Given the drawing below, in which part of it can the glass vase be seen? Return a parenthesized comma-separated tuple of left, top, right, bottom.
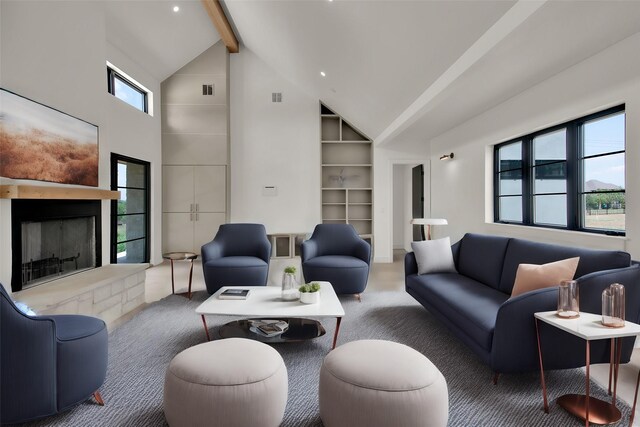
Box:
(281, 273, 299, 301)
(602, 283, 625, 328)
(557, 280, 579, 319)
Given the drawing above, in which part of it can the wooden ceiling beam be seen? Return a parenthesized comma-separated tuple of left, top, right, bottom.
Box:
(201, 0, 239, 53)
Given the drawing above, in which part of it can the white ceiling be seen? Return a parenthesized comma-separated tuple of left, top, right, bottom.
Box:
(102, 1, 640, 148)
(222, 0, 640, 150)
(224, 0, 515, 139)
(104, 0, 220, 81)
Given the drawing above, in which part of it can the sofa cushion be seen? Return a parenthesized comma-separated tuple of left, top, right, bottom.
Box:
(411, 237, 457, 275)
(205, 256, 268, 269)
(303, 255, 368, 269)
(406, 273, 509, 351)
(457, 234, 510, 290)
(499, 238, 631, 294)
(510, 257, 579, 297)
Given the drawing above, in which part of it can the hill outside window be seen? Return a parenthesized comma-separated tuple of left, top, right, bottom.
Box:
(494, 105, 625, 235)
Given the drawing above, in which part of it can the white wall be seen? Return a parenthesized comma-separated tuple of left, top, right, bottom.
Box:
(373, 147, 430, 262)
(392, 165, 406, 249)
(429, 31, 640, 258)
(229, 48, 321, 233)
(0, 1, 162, 290)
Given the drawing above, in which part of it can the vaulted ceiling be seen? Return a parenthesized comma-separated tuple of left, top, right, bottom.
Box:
(223, 0, 640, 151)
(106, 1, 640, 151)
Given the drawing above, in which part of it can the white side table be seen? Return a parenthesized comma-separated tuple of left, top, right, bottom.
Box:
(535, 311, 640, 426)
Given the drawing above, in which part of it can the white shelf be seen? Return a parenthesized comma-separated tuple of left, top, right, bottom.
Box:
(322, 141, 371, 144)
(320, 102, 373, 241)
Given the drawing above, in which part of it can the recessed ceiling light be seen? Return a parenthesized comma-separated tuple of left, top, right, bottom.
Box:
(173, 5, 180, 12)
(320, 71, 326, 77)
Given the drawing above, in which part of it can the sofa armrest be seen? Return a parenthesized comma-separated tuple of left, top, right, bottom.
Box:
(353, 239, 371, 264)
(576, 265, 640, 322)
(201, 239, 223, 262)
(404, 252, 418, 277)
(491, 287, 558, 373)
(301, 239, 318, 262)
(256, 236, 272, 264)
(492, 265, 640, 373)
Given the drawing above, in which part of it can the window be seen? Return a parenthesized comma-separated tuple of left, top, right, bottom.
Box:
(111, 154, 150, 263)
(494, 106, 625, 235)
(107, 64, 149, 113)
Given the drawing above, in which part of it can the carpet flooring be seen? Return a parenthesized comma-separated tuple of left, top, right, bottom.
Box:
(22, 290, 631, 426)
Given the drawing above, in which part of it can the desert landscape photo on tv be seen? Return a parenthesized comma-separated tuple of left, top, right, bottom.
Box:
(0, 88, 98, 186)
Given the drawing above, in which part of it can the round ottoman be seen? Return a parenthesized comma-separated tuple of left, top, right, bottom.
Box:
(164, 338, 288, 427)
(319, 340, 448, 427)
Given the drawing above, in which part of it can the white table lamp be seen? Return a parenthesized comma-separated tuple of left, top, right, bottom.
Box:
(410, 218, 448, 240)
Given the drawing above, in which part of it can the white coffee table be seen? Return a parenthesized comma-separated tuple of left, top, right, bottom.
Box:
(196, 282, 346, 349)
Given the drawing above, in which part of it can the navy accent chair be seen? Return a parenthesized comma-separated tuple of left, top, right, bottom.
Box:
(0, 283, 108, 425)
(301, 224, 371, 295)
(201, 223, 272, 294)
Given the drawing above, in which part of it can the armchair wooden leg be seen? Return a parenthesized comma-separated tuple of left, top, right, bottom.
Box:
(93, 391, 105, 406)
(493, 372, 500, 385)
(355, 293, 361, 302)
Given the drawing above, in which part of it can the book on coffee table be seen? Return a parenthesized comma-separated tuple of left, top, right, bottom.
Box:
(218, 288, 250, 300)
(249, 320, 289, 337)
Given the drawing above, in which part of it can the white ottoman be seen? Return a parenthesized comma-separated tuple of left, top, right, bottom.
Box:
(319, 340, 448, 427)
(164, 338, 288, 427)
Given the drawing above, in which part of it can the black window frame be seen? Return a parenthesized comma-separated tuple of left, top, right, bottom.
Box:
(494, 105, 625, 236)
(110, 153, 151, 263)
(107, 67, 148, 113)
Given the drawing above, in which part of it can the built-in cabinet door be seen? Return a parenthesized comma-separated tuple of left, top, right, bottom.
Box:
(194, 166, 226, 213)
(163, 166, 194, 212)
(194, 213, 226, 252)
(162, 213, 194, 253)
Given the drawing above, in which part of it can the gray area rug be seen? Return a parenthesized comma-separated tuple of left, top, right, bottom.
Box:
(23, 290, 631, 426)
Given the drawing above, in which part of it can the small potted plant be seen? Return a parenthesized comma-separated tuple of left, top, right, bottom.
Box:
(299, 282, 321, 304)
(281, 266, 299, 301)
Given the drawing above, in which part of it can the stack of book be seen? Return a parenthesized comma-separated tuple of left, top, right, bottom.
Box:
(249, 320, 289, 337)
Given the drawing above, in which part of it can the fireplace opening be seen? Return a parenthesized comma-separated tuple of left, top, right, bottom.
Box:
(21, 217, 97, 289)
(11, 199, 102, 292)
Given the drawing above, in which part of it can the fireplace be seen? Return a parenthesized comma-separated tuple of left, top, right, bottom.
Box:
(11, 199, 102, 292)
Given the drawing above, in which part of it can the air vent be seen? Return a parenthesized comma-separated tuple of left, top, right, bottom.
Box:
(202, 84, 214, 96)
(272, 92, 282, 103)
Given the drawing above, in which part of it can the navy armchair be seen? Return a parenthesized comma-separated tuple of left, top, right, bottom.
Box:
(301, 224, 371, 296)
(0, 283, 107, 424)
(201, 223, 272, 294)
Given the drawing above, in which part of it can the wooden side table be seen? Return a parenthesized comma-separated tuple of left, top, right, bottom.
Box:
(163, 252, 198, 299)
(535, 311, 640, 426)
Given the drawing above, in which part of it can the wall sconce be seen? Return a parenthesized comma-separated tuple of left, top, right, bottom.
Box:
(440, 153, 454, 161)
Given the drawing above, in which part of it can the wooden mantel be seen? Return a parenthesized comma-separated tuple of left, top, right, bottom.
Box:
(0, 185, 120, 200)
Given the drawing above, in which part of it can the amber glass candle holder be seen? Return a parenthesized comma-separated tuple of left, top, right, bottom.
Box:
(602, 283, 625, 328)
(557, 280, 580, 319)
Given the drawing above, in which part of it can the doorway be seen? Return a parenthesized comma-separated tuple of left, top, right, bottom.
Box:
(412, 165, 425, 241)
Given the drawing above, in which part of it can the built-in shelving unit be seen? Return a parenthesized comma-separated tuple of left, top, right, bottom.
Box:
(320, 103, 373, 242)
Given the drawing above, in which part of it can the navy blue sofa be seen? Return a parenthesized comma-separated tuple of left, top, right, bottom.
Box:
(201, 223, 272, 294)
(0, 283, 108, 424)
(301, 224, 371, 295)
(405, 233, 640, 374)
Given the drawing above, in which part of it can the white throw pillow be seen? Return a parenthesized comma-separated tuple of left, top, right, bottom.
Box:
(411, 237, 457, 275)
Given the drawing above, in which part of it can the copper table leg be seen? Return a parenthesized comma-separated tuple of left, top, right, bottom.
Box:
(536, 318, 549, 414)
(201, 315, 211, 341)
(630, 369, 640, 426)
(609, 338, 614, 395)
(557, 339, 622, 425)
(187, 259, 194, 300)
(170, 259, 175, 295)
(332, 317, 342, 350)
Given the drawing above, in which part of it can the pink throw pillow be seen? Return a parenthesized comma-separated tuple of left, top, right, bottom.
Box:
(510, 257, 580, 298)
